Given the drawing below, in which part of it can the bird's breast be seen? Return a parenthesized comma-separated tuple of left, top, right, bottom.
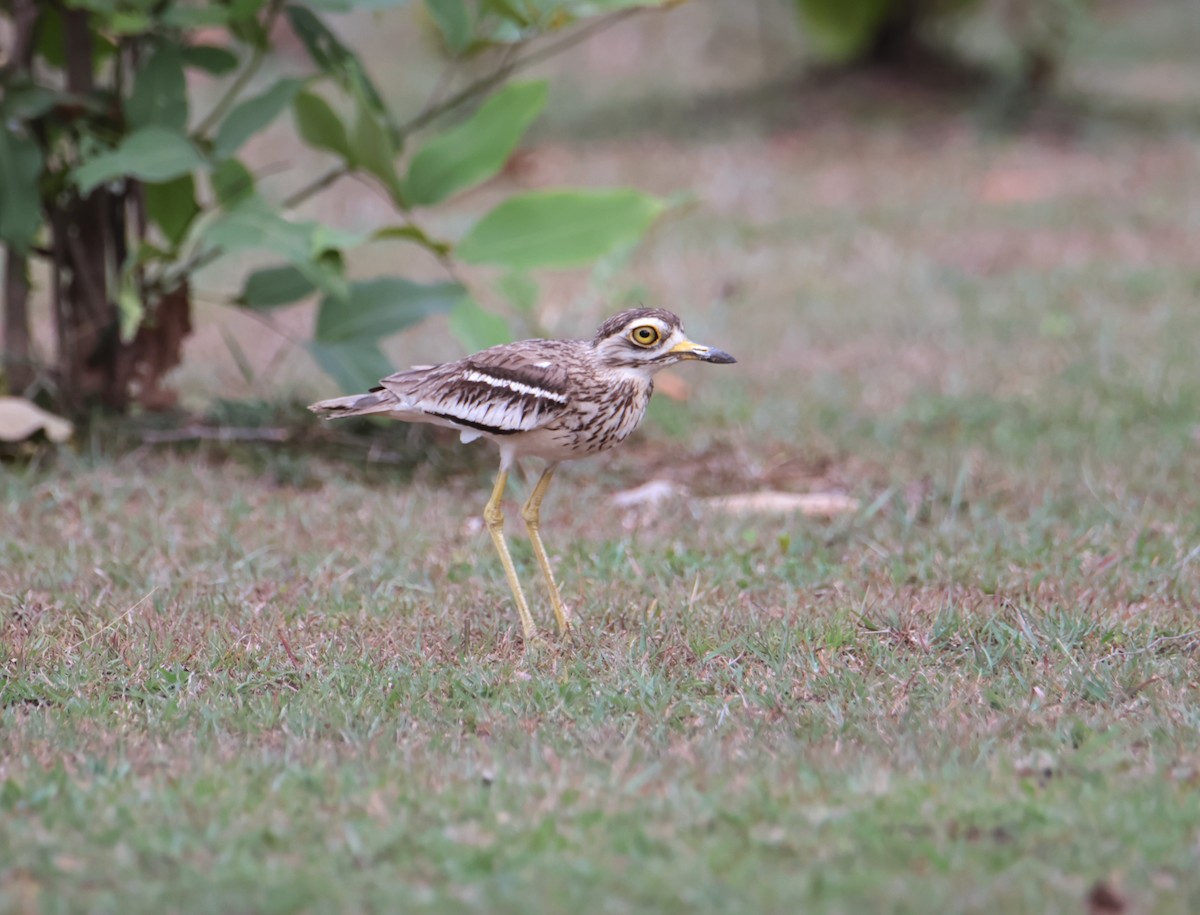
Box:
(555, 376, 652, 458)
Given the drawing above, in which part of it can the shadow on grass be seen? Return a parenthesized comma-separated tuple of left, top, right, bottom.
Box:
(10, 400, 494, 489)
(536, 66, 1200, 147)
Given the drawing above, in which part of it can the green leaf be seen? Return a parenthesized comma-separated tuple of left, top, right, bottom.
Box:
(311, 224, 368, 253)
(456, 189, 664, 270)
(203, 195, 315, 263)
(282, 6, 351, 73)
(293, 91, 355, 164)
(181, 44, 240, 75)
(0, 129, 45, 251)
(448, 296, 510, 352)
(107, 10, 153, 34)
(161, 1, 269, 29)
(145, 175, 200, 246)
(126, 42, 188, 131)
(371, 224, 451, 256)
(477, 17, 524, 44)
(1, 84, 59, 120)
(204, 196, 351, 300)
(425, 0, 473, 53)
(73, 127, 206, 195)
(212, 159, 256, 205)
(123, 239, 173, 270)
(405, 80, 547, 206)
(240, 265, 319, 309)
(117, 273, 145, 343)
(495, 271, 538, 313)
(229, 10, 270, 48)
(315, 278, 464, 342)
(285, 5, 388, 119)
(352, 100, 404, 203)
(481, 0, 533, 28)
(161, 7, 229, 28)
(307, 340, 393, 393)
(212, 78, 304, 160)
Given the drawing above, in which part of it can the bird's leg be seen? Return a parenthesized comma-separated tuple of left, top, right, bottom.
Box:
(521, 464, 571, 636)
(483, 468, 538, 642)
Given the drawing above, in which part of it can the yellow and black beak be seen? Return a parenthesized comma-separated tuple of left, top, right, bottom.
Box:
(668, 339, 737, 364)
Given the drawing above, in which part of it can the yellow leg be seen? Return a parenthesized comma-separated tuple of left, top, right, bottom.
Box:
(521, 465, 571, 636)
(483, 468, 538, 642)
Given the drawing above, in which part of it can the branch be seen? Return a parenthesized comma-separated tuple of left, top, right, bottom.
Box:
(399, 8, 640, 139)
(3, 248, 36, 393)
(282, 164, 350, 210)
(219, 9, 645, 233)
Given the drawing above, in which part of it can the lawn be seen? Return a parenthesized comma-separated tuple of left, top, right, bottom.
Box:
(4, 2, 1200, 912)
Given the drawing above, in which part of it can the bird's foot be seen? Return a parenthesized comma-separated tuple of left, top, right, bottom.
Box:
(552, 604, 575, 639)
(522, 630, 550, 655)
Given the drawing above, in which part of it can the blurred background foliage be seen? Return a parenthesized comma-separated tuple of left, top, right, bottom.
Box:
(1, 0, 1093, 418)
(796, 0, 1086, 88)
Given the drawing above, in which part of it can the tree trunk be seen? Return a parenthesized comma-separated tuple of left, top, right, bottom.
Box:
(2, 0, 41, 395)
(39, 6, 194, 415)
(856, 0, 986, 89)
(862, 0, 923, 68)
(56, 7, 131, 412)
(3, 248, 35, 393)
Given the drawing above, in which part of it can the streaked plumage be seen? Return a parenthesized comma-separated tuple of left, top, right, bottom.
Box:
(310, 308, 735, 642)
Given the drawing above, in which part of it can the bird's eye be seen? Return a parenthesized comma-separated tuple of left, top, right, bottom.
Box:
(630, 325, 661, 347)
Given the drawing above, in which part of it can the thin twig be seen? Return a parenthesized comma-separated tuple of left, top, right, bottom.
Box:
(191, 288, 307, 347)
(399, 8, 641, 139)
(194, 0, 287, 137)
(1099, 628, 1200, 662)
(278, 626, 302, 669)
(417, 56, 462, 119)
(68, 588, 158, 653)
(282, 164, 350, 210)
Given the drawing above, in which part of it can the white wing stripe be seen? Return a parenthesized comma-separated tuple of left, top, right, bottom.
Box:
(462, 369, 568, 404)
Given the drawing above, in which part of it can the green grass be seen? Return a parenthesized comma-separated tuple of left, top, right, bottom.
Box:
(6, 2, 1200, 912)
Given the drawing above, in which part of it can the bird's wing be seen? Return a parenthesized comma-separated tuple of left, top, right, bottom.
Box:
(378, 341, 573, 436)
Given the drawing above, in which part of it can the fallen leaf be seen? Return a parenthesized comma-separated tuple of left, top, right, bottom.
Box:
(705, 491, 860, 518)
(611, 479, 688, 510)
(0, 397, 74, 443)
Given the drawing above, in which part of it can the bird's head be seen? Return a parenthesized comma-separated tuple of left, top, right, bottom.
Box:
(591, 308, 736, 378)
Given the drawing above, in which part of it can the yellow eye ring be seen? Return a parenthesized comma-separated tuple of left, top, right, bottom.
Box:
(630, 325, 661, 347)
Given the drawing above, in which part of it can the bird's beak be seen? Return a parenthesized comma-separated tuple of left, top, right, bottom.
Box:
(669, 339, 737, 364)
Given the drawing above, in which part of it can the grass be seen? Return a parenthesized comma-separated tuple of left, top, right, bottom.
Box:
(5, 2, 1200, 912)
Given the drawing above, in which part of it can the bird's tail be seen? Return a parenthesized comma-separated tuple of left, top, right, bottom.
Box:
(308, 389, 397, 419)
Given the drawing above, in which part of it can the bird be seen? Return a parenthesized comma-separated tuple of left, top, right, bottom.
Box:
(309, 307, 735, 642)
